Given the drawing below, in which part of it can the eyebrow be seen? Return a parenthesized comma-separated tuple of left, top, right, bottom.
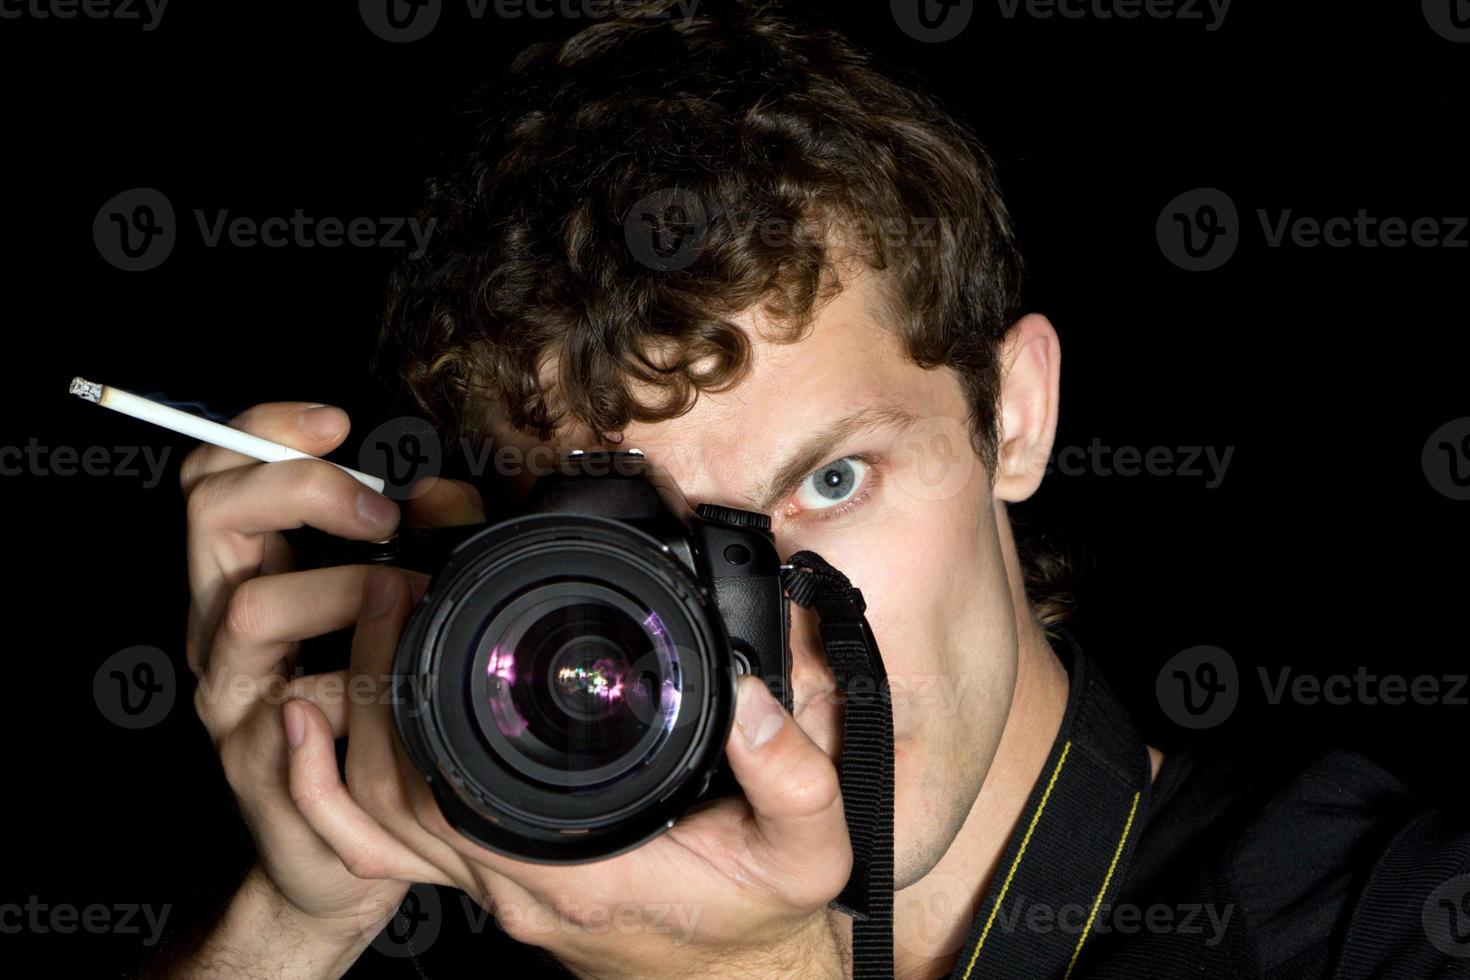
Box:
(746, 401, 924, 513)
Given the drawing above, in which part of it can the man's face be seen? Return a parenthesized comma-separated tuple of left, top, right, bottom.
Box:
(488, 265, 1025, 889)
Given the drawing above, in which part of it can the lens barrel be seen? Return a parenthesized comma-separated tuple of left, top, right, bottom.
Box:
(393, 513, 737, 863)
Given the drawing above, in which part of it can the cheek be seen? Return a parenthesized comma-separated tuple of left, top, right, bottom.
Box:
(798, 488, 995, 708)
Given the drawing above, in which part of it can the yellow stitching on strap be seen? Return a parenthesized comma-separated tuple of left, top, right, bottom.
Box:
(1063, 790, 1142, 979)
(959, 739, 1073, 980)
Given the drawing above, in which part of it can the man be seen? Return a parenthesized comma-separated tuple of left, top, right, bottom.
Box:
(148, 2, 1470, 977)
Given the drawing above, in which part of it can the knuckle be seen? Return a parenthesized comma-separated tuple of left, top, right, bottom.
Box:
(184, 473, 227, 527)
(294, 460, 349, 512)
(179, 446, 207, 492)
(192, 685, 222, 743)
(342, 845, 390, 881)
(493, 898, 539, 945)
(778, 753, 842, 818)
(220, 579, 272, 640)
(352, 769, 403, 818)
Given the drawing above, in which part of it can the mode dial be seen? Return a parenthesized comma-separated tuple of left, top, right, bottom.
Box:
(694, 502, 772, 532)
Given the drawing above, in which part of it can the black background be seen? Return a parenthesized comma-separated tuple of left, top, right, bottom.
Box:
(3, 1, 1468, 975)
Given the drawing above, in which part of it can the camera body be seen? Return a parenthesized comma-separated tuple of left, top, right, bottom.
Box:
(386, 450, 791, 863)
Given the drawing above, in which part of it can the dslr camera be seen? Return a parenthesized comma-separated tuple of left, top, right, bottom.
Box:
(357, 449, 792, 863)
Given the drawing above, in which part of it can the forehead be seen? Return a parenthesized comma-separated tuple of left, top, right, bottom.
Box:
(488, 266, 959, 506)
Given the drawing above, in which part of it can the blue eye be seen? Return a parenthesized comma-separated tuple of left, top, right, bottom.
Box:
(795, 458, 869, 511)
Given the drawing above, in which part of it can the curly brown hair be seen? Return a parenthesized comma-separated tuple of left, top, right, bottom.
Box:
(373, 0, 1075, 626)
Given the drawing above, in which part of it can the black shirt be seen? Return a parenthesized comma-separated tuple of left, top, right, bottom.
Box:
(945, 628, 1470, 979)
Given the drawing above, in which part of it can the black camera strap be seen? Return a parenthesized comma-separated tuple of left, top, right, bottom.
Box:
(780, 550, 894, 980)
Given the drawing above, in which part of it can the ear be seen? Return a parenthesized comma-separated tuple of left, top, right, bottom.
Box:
(994, 313, 1061, 504)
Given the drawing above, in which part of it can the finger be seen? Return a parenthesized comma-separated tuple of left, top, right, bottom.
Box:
(188, 456, 399, 541)
(197, 565, 381, 738)
(179, 402, 352, 494)
(285, 698, 454, 887)
(343, 569, 484, 894)
(401, 477, 486, 529)
(280, 670, 350, 737)
(185, 461, 399, 663)
(724, 675, 852, 908)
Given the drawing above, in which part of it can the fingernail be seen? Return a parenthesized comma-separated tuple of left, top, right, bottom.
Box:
(735, 677, 785, 751)
(364, 571, 402, 619)
(299, 405, 347, 440)
(283, 700, 305, 751)
(356, 489, 399, 531)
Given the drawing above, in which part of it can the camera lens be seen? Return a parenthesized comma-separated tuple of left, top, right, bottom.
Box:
(472, 583, 681, 789)
(394, 514, 736, 862)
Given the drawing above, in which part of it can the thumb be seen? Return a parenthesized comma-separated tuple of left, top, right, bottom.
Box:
(724, 675, 852, 908)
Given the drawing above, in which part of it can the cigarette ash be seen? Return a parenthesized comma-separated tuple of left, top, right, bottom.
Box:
(69, 377, 102, 402)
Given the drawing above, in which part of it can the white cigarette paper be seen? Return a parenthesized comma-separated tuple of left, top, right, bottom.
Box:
(69, 377, 386, 493)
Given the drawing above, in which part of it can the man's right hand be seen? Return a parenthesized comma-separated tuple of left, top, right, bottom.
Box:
(162, 402, 477, 978)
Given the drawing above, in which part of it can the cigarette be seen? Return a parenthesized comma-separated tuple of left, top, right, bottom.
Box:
(69, 377, 386, 494)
